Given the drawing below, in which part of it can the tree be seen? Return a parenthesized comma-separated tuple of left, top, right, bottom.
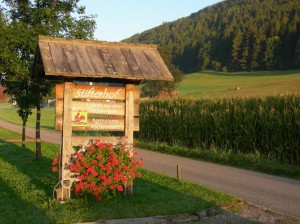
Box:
(197, 40, 211, 70)
(141, 46, 183, 97)
(4, 78, 35, 149)
(264, 36, 281, 70)
(0, 0, 96, 158)
(0, 10, 34, 149)
(124, 0, 300, 72)
(230, 29, 243, 71)
(294, 37, 300, 69)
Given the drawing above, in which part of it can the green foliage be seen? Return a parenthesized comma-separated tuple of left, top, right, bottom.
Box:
(0, 141, 238, 223)
(141, 46, 183, 97)
(124, 0, 300, 72)
(264, 36, 281, 70)
(137, 95, 300, 166)
(0, 0, 96, 92)
(0, 0, 96, 151)
(4, 78, 34, 124)
(64, 142, 143, 200)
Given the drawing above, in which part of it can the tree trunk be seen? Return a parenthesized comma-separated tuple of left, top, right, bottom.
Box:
(22, 120, 26, 149)
(36, 104, 42, 160)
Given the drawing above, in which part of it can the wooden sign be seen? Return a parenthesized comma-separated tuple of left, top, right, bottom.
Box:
(54, 82, 139, 200)
(55, 84, 125, 100)
(55, 84, 140, 132)
(55, 116, 139, 131)
(55, 100, 139, 116)
(55, 84, 140, 101)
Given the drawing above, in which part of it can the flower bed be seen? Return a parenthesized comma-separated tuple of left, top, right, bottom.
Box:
(52, 140, 143, 200)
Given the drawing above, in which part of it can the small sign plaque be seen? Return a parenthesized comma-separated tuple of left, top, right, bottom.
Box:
(72, 112, 88, 126)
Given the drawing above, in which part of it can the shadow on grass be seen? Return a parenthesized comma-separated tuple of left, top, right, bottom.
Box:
(0, 177, 55, 224)
(40, 125, 55, 130)
(0, 142, 58, 196)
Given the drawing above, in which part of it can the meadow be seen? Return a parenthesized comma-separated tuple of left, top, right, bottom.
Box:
(177, 70, 300, 98)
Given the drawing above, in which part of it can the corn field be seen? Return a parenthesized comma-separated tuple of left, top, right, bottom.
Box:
(137, 95, 300, 166)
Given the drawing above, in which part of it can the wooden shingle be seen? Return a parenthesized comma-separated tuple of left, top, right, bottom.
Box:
(32, 35, 173, 81)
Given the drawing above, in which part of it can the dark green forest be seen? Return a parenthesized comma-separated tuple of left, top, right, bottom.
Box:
(124, 0, 300, 73)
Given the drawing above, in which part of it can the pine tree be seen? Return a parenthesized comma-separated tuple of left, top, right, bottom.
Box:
(124, 0, 300, 72)
(294, 37, 300, 69)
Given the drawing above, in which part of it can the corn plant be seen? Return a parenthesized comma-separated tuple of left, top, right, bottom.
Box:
(137, 95, 300, 166)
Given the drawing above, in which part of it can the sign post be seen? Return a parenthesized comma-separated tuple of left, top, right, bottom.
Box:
(31, 36, 173, 202)
(55, 82, 139, 200)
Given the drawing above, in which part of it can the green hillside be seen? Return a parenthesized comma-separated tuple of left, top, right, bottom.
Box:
(124, 0, 300, 73)
(176, 70, 300, 98)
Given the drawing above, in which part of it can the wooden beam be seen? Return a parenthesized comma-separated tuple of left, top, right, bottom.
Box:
(125, 83, 135, 148)
(55, 100, 139, 116)
(58, 81, 74, 200)
(72, 136, 127, 146)
(55, 116, 139, 131)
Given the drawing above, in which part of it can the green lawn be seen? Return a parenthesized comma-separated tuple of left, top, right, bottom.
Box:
(0, 128, 238, 223)
(0, 103, 55, 130)
(177, 70, 300, 98)
(0, 127, 22, 139)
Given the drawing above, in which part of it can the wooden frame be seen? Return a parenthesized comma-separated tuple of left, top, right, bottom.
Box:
(55, 82, 139, 200)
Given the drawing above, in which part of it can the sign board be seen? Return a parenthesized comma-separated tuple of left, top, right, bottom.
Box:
(55, 84, 140, 100)
(55, 116, 139, 131)
(55, 84, 140, 132)
(55, 100, 139, 116)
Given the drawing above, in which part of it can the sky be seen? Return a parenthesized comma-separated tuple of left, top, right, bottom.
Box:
(80, 0, 221, 42)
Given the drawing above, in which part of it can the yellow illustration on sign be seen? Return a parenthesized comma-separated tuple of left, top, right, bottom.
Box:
(72, 112, 88, 126)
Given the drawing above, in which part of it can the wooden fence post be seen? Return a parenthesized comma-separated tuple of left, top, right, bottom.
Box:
(124, 83, 135, 195)
(56, 81, 74, 201)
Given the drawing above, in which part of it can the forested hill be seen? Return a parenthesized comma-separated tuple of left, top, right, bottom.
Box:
(123, 0, 300, 73)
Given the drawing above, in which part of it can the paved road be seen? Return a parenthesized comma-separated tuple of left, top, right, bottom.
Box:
(1, 119, 300, 218)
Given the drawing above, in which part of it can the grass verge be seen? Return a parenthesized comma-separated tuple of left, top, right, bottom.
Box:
(0, 103, 55, 130)
(0, 127, 23, 140)
(0, 130, 238, 224)
(136, 140, 300, 180)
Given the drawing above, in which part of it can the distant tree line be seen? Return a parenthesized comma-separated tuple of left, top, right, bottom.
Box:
(124, 0, 300, 73)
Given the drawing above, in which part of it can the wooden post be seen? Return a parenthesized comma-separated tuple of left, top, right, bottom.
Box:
(177, 164, 182, 180)
(124, 83, 135, 195)
(56, 81, 74, 201)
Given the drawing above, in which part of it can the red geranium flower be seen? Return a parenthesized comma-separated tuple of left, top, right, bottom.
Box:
(51, 141, 143, 200)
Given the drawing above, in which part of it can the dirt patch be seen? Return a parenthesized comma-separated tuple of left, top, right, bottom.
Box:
(194, 202, 299, 224)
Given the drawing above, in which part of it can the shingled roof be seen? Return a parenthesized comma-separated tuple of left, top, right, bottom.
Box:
(32, 35, 173, 82)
